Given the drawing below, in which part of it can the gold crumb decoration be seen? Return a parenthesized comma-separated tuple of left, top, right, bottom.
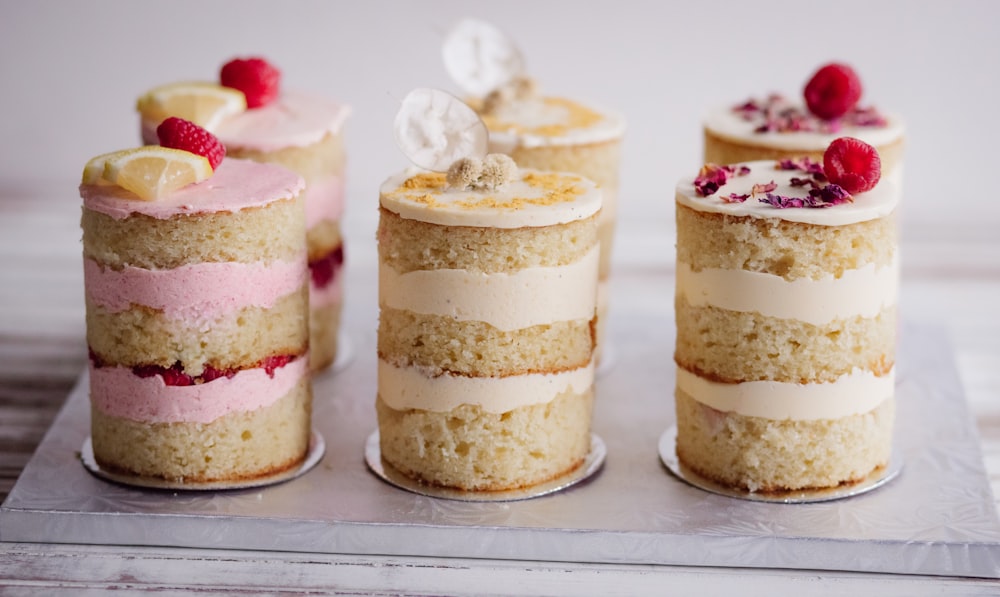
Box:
(481, 96, 604, 138)
(389, 169, 586, 212)
(446, 154, 517, 191)
(522, 172, 586, 205)
(399, 172, 448, 191)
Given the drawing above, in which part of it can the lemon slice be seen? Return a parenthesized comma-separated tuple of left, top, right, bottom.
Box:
(136, 82, 247, 130)
(81, 151, 120, 185)
(101, 147, 213, 200)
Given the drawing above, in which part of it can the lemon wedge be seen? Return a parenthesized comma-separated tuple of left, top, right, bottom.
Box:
(81, 151, 120, 185)
(99, 147, 212, 200)
(136, 82, 246, 131)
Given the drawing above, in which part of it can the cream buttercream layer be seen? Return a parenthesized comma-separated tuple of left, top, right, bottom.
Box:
(84, 257, 306, 322)
(379, 167, 601, 228)
(675, 161, 898, 226)
(380, 246, 598, 331)
(90, 355, 308, 424)
(378, 358, 594, 413)
(676, 257, 898, 326)
(677, 366, 894, 421)
(703, 105, 904, 151)
(484, 96, 625, 152)
(80, 159, 304, 221)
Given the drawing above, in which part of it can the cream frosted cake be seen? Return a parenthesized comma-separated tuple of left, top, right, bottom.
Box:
(673, 138, 897, 492)
(443, 19, 624, 360)
(375, 89, 601, 491)
(137, 57, 350, 372)
(704, 63, 904, 185)
(81, 120, 311, 483)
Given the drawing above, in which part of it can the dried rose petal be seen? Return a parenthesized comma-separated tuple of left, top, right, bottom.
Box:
(724, 193, 749, 203)
(751, 181, 778, 197)
(693, 163, 751, 197)
(731, 94, 888, 134)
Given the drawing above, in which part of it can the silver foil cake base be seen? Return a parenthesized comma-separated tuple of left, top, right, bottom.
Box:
(365, 431, 606, 502)
(2, 266, 999, 580)
(658, 426, 902, 504)
(81, 429, 325, 492)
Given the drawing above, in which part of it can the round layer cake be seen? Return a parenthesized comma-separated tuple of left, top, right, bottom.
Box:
(703, 96, 905, 184)
(471, 94, 624, 361)
(377, 167, 601, 491)
(141, 90, 350, 373)
(81, 158, 311, 483)
(673, 160, 898, 493)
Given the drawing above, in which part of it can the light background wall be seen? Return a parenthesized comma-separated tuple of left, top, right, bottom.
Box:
(1, 0, 997, 262)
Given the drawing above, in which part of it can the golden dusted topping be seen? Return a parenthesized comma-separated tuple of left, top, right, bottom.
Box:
(381, 166, 600, 228)
(481, 97, 604, 138)
(387, 169, 587, 211)
(400, 172, 447, 190)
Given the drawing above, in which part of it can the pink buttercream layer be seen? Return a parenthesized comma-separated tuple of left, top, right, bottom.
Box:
(305, 175, 345, 230)
(309, 270, 343, 309)
(89, 355, 308, 424)
(84, 257, 306, 322)
(80, 158, 304, 220)
(215, 91, 350, 152)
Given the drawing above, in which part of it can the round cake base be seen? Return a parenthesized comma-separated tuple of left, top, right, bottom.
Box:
(81, 429, 325, 491)
(658, 426, 901, 503)
(365, 430, 606, 502)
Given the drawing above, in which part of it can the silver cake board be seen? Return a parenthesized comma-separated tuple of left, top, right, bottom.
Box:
(2, 315, 999, 579)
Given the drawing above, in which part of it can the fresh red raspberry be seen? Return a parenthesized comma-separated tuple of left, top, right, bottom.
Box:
(134, 363, 194, 386)
(261, 354, 294, 377)
(220, 57, 281, 109)
(823, 137, 881, 194)
(308, 245, 345, 288)
(156, 117, 226, 169)
(803, 63, 863, 120)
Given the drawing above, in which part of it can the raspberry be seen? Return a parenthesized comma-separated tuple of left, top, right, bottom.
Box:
(803, 63, 862, 120)
(309, 245, 344, 288)
(823, 137, 881, 194)
(156, 117, 225, 169)
(134, 363, 194, 386)
(220, 57, 281, 109)
(261, 354, 294, 377)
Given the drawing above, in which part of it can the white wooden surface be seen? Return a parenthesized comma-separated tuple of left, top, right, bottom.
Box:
(0, 181, 998, 594)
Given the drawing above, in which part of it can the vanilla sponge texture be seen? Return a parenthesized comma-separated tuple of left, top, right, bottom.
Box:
(673, 162, 898, 493)
(82, 160, 311, 484)
(377, 169, 601, 491)
(475, 96, 624, 363)
(228, 131, 347, 372)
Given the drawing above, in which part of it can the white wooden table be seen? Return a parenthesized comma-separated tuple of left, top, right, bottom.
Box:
(1, 182, 998, 594)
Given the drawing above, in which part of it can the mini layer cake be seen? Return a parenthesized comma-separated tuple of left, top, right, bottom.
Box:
(442, 20, 624, 361)
(138, 59, 350, 372)
(82, 158, 311, 483)
(376, 167, 601, 491)
(703, 97, 904, 183)
(673, 159, 898, 492)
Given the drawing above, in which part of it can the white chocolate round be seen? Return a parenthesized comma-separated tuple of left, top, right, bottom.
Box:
(393, 88, 489, 172)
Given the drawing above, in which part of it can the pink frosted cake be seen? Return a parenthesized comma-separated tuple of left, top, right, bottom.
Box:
(81, 138, 312, 483)
(138, 57, 350, 372)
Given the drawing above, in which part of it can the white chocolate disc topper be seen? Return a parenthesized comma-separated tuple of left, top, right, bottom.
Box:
(394, 88, 489, 172)
(442, 18, 525, 97)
